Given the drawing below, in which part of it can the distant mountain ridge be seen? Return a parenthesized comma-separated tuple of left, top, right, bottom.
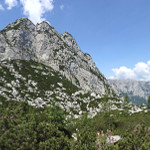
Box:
(109, 79, 150, 105)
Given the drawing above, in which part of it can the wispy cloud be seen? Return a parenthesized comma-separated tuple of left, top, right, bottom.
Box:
(60, 4, 64, 10)
(5, 0, 18, 10)
(0, 4, 4, 10)
(109, 61, 150, 81)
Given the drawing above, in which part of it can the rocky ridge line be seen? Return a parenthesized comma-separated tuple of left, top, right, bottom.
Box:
(0, 18, 117, 97)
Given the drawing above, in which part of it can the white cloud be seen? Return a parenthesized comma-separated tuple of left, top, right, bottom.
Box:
(20, 0, 54, 24)
(0, 4, 4, 10)
(5, 0, 18, 10)
(60, 4, 64, 10)
(109, 61, 150, 81)
(4, 0, 54, 24)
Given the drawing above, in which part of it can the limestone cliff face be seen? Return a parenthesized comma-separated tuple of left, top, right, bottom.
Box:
(0, 18, 114, 97)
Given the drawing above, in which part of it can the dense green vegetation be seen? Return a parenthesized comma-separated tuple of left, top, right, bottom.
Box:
(148, 95, 150, 109)
(73, 111, 150, 150)
(0, 97, 71, 150)
(0, 95, 150, 150)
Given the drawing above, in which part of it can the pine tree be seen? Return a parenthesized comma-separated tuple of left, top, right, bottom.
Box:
(123, 93, 130, 115)
(124, 93, 130, 103)
(147, 95, 150, 109)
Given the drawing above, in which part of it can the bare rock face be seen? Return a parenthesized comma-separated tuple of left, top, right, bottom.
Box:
(0, 18, 36, 60)
(0, 18, 115, 97)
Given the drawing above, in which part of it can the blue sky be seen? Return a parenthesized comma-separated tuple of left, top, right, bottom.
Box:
(1, 0, 150, 81)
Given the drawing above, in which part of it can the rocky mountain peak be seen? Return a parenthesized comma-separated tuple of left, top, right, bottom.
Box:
(1, 18, 35, 33)
(0, 18, 119, 97)
(16, 17, 34, 25)
(62, 32, 81, 54)
(36, 21, 54, 32)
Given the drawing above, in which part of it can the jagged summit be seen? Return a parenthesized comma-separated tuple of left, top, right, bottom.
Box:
(2, 18, 35, 31)
(0, 18, 118, 97)
(36, 21, 54, 32)
(62, 32, 81, 53)
(16, 17, 34, 23)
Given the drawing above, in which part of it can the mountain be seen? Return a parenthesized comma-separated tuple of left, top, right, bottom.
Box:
(1, 18, 144, 117)
(1, 18, 149, 150)
(0, 17, 112, 96)
(109, 79, 150, 105)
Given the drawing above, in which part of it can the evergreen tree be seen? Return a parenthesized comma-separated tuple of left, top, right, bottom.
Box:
(124, 93, 130, 103)
(123, 93, 130, 115)
(147, 95, 150, 109)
